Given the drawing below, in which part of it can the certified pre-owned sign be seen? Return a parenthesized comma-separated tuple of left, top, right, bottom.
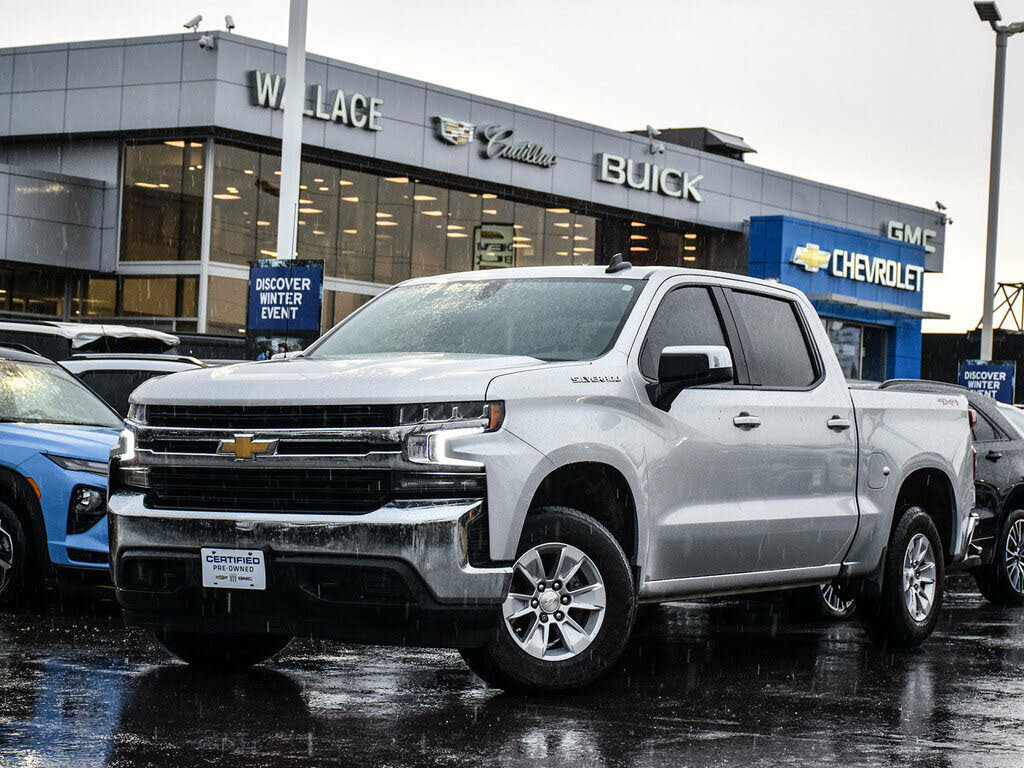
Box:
(597, 153, 703, 202)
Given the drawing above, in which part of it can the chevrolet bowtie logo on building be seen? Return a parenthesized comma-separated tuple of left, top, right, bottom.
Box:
(217, 434, 278, 461)
(436, 116, 475, 145)
(792, 243, 832, 273)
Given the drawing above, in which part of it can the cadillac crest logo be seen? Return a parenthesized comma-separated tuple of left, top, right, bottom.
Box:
(436, 116, 476, 145)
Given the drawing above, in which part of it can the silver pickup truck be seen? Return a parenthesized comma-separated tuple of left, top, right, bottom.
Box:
(108, 263, 976, 691)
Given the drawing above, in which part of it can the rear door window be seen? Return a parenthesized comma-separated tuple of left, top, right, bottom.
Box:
(728, 290, 819, 389)
(972, 412, 1005, 443)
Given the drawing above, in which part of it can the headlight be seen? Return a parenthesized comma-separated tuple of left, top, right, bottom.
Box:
(127, 403, 146, 424)
(110, 429, 149, 491)
(45, 454, 108, 476)
(398, 401, 504, 432)
(67, 485, 106, 534)
(402, 402, 504, 467)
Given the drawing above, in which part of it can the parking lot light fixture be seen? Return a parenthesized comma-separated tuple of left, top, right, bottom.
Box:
(977, 1, 1024, 360)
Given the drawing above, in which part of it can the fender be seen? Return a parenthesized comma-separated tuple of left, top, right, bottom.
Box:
(514, 441, 648, 569)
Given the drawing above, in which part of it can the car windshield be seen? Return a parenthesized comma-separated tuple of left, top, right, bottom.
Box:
(999, 404, 1024, 438)
(308, 278, 642, 362)
(0, 359, 122, 428)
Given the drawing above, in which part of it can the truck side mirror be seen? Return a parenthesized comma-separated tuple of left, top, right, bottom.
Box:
(648, 345, 733, 411)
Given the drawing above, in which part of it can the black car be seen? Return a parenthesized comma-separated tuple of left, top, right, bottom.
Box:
(881, 379, 1024, 605)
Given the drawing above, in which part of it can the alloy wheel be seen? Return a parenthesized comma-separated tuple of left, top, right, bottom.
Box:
(819, 581, 854, 615)
(1005, 519, 1024, 595)
(902, 532, 937, 622)
(0, 522, 13, 595)
(502, 542, 606, 661)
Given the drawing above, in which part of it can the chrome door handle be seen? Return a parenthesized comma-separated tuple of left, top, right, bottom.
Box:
(826, 416, 852, 431)
(733, 412, 761, 429)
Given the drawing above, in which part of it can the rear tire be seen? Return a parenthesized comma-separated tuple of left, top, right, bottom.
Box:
(857, 506, 943, 649)
(0, 502, 30, 608)
(975, 509, 1024, 606)
(795, 581, 855, 620)
(460, 506, 635, 692)
(152, 630, 292, 671)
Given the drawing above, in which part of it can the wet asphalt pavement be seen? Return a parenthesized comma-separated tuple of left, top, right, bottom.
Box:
(2, 575, 1024, 767)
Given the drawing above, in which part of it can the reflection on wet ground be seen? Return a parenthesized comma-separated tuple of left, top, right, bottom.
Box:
(2, 575, 1024, 767)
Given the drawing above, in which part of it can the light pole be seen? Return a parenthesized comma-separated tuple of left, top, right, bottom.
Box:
(275, 0, 308, 261)
(976, 2, 1024, 360)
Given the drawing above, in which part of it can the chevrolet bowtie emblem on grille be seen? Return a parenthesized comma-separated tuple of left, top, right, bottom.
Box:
(792, 243, 832, 273)
(217, 434, 278, 460)
(436, 116, 475, 145)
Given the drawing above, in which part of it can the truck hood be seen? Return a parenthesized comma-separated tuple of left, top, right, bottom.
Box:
(131, 353, 552, 405)
(0, 423, 121, 462)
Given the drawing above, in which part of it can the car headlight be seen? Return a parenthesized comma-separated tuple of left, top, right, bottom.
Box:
(398, 401, 504, 431)
(45, 454, 109, 476)
(67, 485, 106, 534)
(126, 403, 146, 424)
(110, 428, 149, 491)
(402, 401, 504, 467)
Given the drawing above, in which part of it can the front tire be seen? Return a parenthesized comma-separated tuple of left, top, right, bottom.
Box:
(975, 509, 1024, 605)
(460, 506, 635, 692)
(152, 630, 292, 671)
(857, 505, 944, 649)
(0, 502, 30, 608)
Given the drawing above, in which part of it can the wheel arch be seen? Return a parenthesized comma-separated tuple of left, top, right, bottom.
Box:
(1001, 483, 1024, 522)
(525, 460, 641, 569)
(892, 467, 957, 562)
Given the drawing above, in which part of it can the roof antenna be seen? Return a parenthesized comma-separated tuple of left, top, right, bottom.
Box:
(606, 253, 632, 274)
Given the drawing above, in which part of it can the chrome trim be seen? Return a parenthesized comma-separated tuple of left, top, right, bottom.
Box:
(108, 491, 510, 604)
(966, 511, 981, 557)
(138, 448, 419, 470)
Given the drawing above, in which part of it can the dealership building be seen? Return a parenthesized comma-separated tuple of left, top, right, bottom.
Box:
(0, 31, 947, 376)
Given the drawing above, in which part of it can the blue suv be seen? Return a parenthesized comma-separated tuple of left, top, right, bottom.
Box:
(0, 347, 122, 601)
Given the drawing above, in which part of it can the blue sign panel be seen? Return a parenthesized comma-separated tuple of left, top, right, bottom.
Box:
(247, 259, 324, 332)
(959, 360, 1016, 404)
(748, 216, 928, 313)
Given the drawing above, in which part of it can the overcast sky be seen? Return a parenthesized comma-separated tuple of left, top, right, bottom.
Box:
(3, 0, 1022, 332)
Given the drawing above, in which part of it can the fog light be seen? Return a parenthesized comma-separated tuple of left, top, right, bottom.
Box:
(67, 485, 106, 535)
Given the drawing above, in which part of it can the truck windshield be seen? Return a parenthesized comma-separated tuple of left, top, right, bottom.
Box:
(0, 360, 122, 428)
(309, 278, 641, 362)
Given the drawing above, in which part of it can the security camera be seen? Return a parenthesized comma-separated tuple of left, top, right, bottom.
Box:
(225, 15, 235, 31)
(198, 34, 216, 50)
(935, 201, 947, 211)
(183, 14, 202, 31)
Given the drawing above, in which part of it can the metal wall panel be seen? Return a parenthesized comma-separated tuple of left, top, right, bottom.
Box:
(0, 31, 947, 272)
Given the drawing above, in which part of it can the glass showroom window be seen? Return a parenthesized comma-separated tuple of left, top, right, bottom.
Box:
(121, 140, 205, 261)
(71, 276, 198, 331)
(321, 290, 373, 331)
(207, 276, 249, 336)
(208, 140, 597, 282)
(0, 266, 68, 318)
(826, 319, 889, 382)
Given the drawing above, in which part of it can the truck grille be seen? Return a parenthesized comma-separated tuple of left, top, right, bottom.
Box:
(136, 437, 400, 455)
(145, 404, 396, 430)
(146, 467, 391, 513)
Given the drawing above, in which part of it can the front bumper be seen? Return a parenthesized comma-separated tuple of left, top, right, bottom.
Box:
(108, 492, 512, 648)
